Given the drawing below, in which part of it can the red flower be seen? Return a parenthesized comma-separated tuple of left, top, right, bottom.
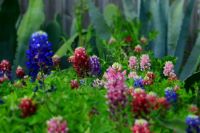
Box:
(70, 80, 79, 89)
(19, 98, 37, 118)
(68, 47, 89, 77)
(16, 66, 25, 78)
(0, 60, 11, 73)
(131, 88, 150, 116)
(124, 35, 133, 43)
(132, 119, 151, 133)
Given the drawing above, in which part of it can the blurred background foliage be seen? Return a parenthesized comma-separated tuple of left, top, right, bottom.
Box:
(0, 0, 200, 81)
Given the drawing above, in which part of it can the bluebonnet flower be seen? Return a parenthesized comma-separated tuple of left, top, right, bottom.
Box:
(0, 60, 11, 80)
(133, 77, 144, 89)
(185, 115, 200, 133)
(165, 87, 178, 103)
(26, 31, 53, 81)
(89, 55, 101, 76)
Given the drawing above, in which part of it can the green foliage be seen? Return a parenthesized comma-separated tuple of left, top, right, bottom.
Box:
(12, 0, 45, 74)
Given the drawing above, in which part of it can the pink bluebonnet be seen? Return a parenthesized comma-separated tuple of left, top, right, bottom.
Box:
(89, 55, 101, 76)
(163, 61, 177, 80)
(134, 44, 142, 53)
(164, 87, 178, 104)
(188, 105, 199, 114)
(26, 31, 53, 81)
(19, 98, 37, 118)
(185, 115, 200, 133)
(129, 56, 138, 70)
(47, 116, 69, 133)
(140, 36, 148, 44)
(132, 119, 151, 133)
(103, 63, 127, 115)
(140, 54, 151, 70)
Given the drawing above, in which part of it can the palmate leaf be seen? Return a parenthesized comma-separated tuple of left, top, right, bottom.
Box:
(87, 0, 111, 40)
(12, 0, 45, 77)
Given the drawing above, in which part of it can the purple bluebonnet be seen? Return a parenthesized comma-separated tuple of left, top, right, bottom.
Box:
(26, 31, 53, 81)
(185, 115, 200, 133)
(133, 77, 144, 89)
(164, 87, 178, 103)
(89, 55, 101, 76)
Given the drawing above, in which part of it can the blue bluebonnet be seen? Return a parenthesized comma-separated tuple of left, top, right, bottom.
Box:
(133, 77, 144, 89)
(89, 55, 101, 76)
(164, 87, 178, 103)
(185, 115, 200, 133)
(26, 31, 53, 81)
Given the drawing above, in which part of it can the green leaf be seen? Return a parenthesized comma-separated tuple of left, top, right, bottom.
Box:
(174, 0, 195, 74)
(55, 34, 78, 57)
(168, 0, 184, 56)
(87, 0, 111, 40)
(180, 35, 200, 80)
(12, 0, 45, 76)
(103, 4, 120, 26)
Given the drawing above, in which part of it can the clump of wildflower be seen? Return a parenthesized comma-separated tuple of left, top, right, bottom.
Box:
(163, 61, 177, 80)
(140, 36, 148, 44)
(156, 97, 170, 109)
(132, 119, 151, 133)
(0, 59, 11, 80)
(165, 87, 178, 104)
(89, 55, 101, 76)
(128, 71, 138, 79)
(185, 115, 200, 133)
(134, 44, 142, 53)
(92, 78, 104, 88)
(188, 105, 199, 114)
(68, 47, 89, 77)
(19, 98, 37, 118)
(131, 88, 150, 116)
(47, 116, 69, 133)
(52, 55, 61, 68)
(26, 31, 53, 81)
(108, 36, 116, 45)
(70, 80, 79, 89)
(146, 92, 157, 109)
(124, 35, 132, 43)
(143, 71, 155, 86)
(140, 54, 151, 70)
(129, 56, 138, 70)
(16, 66, 25, 79)
(133, 77, 144, 89)
(103, 63, 127, 115)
